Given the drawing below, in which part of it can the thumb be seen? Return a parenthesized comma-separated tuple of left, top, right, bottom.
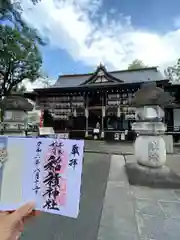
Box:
(10, 202, 35, 224)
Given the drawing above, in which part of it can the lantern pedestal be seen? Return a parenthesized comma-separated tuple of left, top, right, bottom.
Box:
(132, 122, 166, 168)
(126, 162, 180, 188)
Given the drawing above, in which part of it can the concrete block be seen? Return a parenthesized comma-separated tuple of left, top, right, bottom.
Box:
(135, 198, 165, 217)
(159, 200, 180, 218)
(136, 212, 180, 240)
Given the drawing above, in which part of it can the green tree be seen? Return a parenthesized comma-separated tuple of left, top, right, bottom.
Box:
(0, 0, 40, 20)
(165, 58, 180, 83)
(0, 0, 44, 45)
(0, 25, 42, 97)
(128, 59, 147, 70)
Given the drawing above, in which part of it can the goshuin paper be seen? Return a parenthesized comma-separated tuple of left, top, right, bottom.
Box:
(0, 137, 84, 218)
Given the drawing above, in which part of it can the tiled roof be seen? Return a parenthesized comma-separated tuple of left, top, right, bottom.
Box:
(53, 66, 166, 88)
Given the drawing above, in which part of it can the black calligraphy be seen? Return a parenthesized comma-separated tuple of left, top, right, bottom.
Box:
(69, 144, 80, 169)
(148, 140, 160, 162)
(33, 141, 42, 194)
(43, 141, 64, 211)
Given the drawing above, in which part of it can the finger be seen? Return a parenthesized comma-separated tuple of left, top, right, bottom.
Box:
(24, 210, 40, 217)
(22, 210, 41, 223)
(8, 210, 40, 223)
(10, 202, 35, 224)
(0, 211, 9, 217)
(17, 220, 24, 232)
(8, 210, 40, 216)
(29, 210, 41, 217)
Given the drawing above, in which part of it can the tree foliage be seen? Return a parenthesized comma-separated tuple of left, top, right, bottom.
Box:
(0, 0, 44, 45)
(128, 59, 147, 70)
(0, 0, 40, 20)
(165, 58, 180, 83)
(0, 25, 42, 97)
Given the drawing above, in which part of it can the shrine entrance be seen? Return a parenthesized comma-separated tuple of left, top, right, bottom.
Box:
(88, 107, 102, 129)
(84, 91, 105, 139)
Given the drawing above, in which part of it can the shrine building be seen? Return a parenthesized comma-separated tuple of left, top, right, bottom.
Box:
(25, 64, 180, 141)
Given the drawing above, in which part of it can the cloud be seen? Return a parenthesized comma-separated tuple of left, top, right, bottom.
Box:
(20, 0, 180, 72)
(22, 77, 56, 91)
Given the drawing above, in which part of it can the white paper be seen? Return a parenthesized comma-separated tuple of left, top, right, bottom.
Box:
(57, 133, 69, 139)
(39, 127, 55, 136)
(0, 137, 84, 218)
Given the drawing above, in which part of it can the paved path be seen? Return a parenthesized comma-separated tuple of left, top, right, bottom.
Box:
(85, 141, 134, 155)
(98, 155, 180, 240)
(21, 153, 110, 240)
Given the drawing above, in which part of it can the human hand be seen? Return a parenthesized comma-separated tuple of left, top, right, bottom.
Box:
(0, 202, 39, 240)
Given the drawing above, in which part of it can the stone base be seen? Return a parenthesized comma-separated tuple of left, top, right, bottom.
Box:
(125, 162, 180, 188)
(134, 135, 166, 167)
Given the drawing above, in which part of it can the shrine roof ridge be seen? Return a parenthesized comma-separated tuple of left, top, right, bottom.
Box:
(59, 66, 159, 78)
(53, 65, 166, 88)
(29, 80, 169, 95)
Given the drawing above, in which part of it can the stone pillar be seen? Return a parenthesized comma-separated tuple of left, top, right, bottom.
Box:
(117, 107, 121, 117)
(85, 108, 88, 137)
(73, 108, 77, 117)
(101, 106, 105, 138)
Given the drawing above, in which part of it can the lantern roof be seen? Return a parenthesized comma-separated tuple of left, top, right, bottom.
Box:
(131, 82, 173, 107)
(0, 94, 33, 111)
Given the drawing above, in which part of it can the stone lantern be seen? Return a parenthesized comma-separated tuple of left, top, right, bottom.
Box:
(0, 94, 33, 136)
(126, 83, 180, 188)
(131, 83, 173, 168)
